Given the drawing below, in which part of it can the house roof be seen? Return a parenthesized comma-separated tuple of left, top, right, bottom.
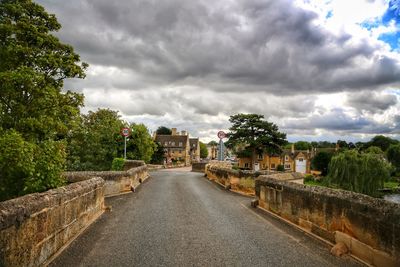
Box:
(155, 135, 188, 148)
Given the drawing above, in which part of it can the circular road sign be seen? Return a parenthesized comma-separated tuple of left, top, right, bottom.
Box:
(217, 131, 226, 139)
(121, 128, 131, 137)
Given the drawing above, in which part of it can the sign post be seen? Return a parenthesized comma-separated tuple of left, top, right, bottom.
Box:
(121, 128, 131, 159)
(217, 131, 226, 161)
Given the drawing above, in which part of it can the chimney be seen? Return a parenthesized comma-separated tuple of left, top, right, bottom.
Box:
(171, 128, 177, 135)
(291, 143, 295, 154)
(181, 130, 187, 136)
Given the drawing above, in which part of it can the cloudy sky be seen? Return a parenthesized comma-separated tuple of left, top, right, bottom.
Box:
(37, 0, 400, 142)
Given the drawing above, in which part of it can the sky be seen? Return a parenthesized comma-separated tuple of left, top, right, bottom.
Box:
(36, 0, 400, 143)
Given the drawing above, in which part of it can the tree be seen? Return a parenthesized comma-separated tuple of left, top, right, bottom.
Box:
(387, 144, 400, 173)
(127, 124, 156, 163)
(311, 151, 333, 176)
(365, 146, 384, 155)
(226, 114, 287, 170)
(208, 140, 218, 146)
(366, 135, 398, 152)
(327, 150, 390, 197)
(151, 143, 165, 164)
(200, 142, 208, 158)
(156, 126, 172, 135)
(0, 0, 86, 200)
(294, 141, 311, 150)
(67, 109, 125, 171)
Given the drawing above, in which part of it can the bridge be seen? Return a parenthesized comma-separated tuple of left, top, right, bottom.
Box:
(49, 168, 361, 267)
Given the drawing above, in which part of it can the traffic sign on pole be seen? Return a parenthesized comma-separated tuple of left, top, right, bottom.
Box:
(217, 131, 226, 161)
(121, 128, 131, 159)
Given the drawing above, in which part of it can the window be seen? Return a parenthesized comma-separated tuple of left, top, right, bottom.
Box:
(271, 163, 276, 169)
(258, 154, 263, 160)
(172, 142, 175, 146)
(285, 155, 289, 161)
(179, 142, 183, 147)
(244, 163, 249, 168)
(298, 158, 304, 162)
(262, 164, 266, 169)
(179, 150, 182, 154)
(285, 164, 291, 169)
(164, 142, 168, 146)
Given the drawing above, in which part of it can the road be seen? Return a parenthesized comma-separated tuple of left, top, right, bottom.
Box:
(51, 170, 362, 267)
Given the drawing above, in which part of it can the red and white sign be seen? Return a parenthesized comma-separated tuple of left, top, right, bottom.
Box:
(217, 131, 226, 139)
(121, 128, 131, 137)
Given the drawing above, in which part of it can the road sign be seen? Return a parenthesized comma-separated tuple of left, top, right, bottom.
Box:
(217, 131, 226, 139)
(121, 128, 130, 137)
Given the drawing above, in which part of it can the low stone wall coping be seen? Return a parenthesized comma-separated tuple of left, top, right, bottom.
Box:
(0, 177, 104, 231)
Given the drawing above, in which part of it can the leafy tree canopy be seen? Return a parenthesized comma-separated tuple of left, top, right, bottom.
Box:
(311, 151, 333, 176)
(294, 141, 312, 150)
(151, 142, 165, 165)
(127, 123, 156, 163)
(365, 135, 398, 152)
(327, 150, 391, 197)
(387, 143, 400, 172)
(67, 109, 125, 171)
(200, 142, 208, 158)
(156, 126, 172, 135)
(208, 140, 218, 146)
(226, 114, 287, 169)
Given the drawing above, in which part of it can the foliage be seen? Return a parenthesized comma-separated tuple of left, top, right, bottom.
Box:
(0, 0, 86, 142)
(0, 0, 85, 200)
(151, 142, 165, 164)
(111, 158, 125, 171)
(277, 164, 285, 172)
(387, 144, 400, 172)
(208, 140, 218, 146)
(365, 135, 398, 152)
(156, 126, 172, 135)
(311, 151, 333, 176)
(0, 130, 66, 201)
(304, 174, 314, 183)
(294, 141, 312, 150)
(126, 124, 156, 163)
(67, 109, 125, 171)
(226, 114, 287, 170)
(199, 142, 208, 158)
(327, 150, 391, 197)
(365, 146, 384, 155)
(239, 177, 255, 189)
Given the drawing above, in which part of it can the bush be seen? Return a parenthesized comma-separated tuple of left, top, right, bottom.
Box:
(0, 130, 66, 201)
(277, 165, 285, 172)
(304, 174, 314, 183)
(111, 158, 126, 171)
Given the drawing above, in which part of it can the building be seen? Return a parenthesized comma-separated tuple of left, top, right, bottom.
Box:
(238, 144, 312, 174)
(154, 128, 200, 166)
(189, 138, 200, 162)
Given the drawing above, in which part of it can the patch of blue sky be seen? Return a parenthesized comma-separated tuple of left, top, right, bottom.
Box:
(386, 88, 400, 96)
(325, 10, 333, 19)
(378, 31, 400, 50)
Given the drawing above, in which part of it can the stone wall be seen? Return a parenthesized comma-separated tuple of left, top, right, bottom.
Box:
(255, 176, 400, 267)
(0, 178, 105, 267)
(205, 164, 303, 195)
(63, 165, 149, 196)
(123, 160, 145, 171)
(191, 162, 207, 173)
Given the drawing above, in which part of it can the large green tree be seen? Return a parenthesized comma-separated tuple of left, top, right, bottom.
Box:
(327, 150, 390, 197)
(67, 109, 125, 171)
(311, 151, 333, 176)
(365, 135, 398, 152)
(156, 126, 172, 135)
(387, 144, 400, 173)
(226, 114, 287, 170)
(126, 124, 156, 163)
(199, 142, 208, 159)
(0, 0, 87, 200)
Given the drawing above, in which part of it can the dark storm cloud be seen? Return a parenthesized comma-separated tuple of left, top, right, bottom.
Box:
(38, 0, 400, 95)
(347, 91, 398, 113)
(36, 0, 400, 139)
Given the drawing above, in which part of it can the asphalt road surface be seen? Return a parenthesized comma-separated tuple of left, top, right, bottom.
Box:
(51, 169, 363, 267)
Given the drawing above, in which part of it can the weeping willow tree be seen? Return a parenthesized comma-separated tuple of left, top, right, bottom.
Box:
(327, 150, 391, 197)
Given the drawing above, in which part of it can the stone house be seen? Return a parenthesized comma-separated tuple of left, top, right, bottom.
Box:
(154, 128, 200, 166)
(238, 145, 312, 174)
